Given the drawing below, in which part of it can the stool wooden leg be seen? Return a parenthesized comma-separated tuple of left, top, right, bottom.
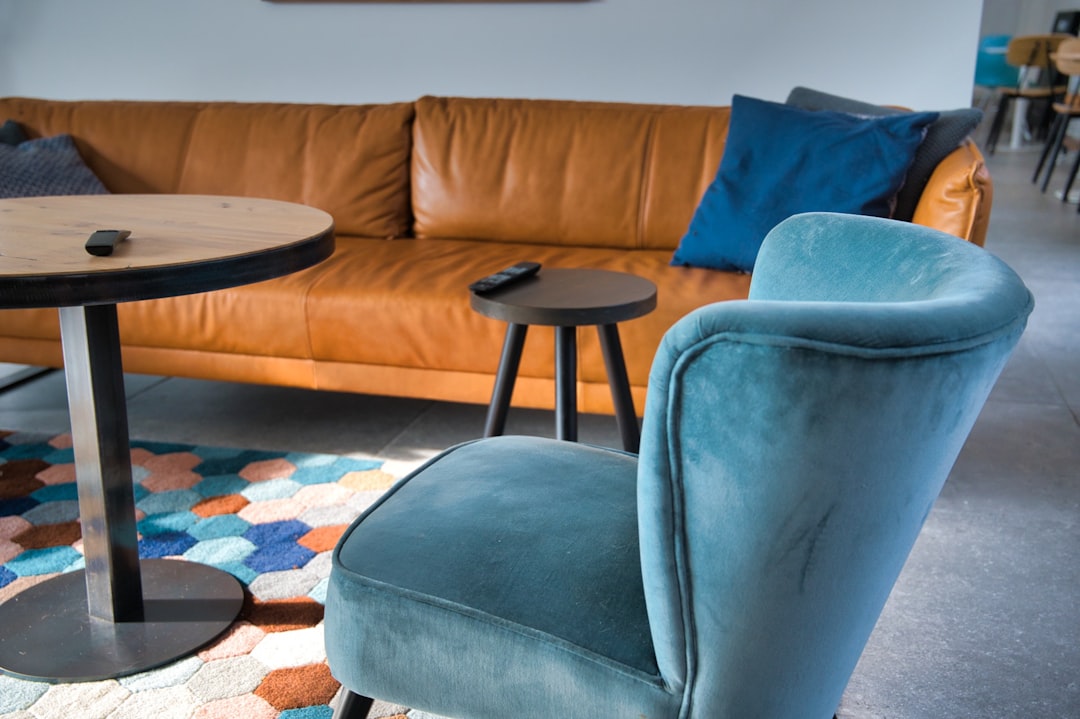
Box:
(554, 325, 578, 442)
(484, 323, 528, 437)
(597, 323, 640, 453)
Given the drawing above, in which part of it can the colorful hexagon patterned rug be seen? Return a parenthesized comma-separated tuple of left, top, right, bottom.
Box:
(0, 430, 430, 719)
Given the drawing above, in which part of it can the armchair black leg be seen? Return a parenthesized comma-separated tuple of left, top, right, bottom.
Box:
(333, 690, 374, 719)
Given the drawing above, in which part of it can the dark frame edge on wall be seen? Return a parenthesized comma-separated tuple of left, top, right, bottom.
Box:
(263, 1, 595, 4)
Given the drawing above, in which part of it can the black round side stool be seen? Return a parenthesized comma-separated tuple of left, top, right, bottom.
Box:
(471, 268, 657, 452)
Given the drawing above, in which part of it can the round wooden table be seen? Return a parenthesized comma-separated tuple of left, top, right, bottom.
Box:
(471, 268, 657, 453)
(0, 194, 335, 681)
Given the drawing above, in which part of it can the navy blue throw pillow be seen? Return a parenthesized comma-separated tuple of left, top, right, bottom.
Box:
(0, 134, 109, 198)
(672, 95, 938, 273)
(0, 119, 28, 146)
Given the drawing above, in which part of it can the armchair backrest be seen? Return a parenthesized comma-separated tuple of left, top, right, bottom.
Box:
(636, 213, 1033, 718)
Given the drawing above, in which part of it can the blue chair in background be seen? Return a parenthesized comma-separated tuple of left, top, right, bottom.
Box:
(974, 34, 1018, 111)
(325, 213, 1033, 719)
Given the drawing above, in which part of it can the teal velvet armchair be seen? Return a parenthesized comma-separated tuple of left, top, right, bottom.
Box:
(325, 212, 1033, 719)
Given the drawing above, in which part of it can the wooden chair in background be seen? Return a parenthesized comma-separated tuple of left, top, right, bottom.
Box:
(1033, 37, 1080, 192)
(985, 33, 1071, 154)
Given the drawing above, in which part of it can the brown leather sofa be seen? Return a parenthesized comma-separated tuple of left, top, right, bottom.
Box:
(0, 96, 993, 415)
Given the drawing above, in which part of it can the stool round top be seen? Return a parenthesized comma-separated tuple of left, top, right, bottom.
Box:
(470, 268, 657, 326)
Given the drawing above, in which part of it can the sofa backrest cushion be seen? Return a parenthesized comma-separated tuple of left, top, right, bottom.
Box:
(0, 98, 201, 196)
(411, 95, 991, 250)
(0, 98, 415, 239)
(0, 95, 991, 248)
(175, 102, 414, 239)
(411, 96, 730, 251)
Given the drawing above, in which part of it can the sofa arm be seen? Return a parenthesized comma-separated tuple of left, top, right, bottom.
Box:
(911, 140, 993, 247)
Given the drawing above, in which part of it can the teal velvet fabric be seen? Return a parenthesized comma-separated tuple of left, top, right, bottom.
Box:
(326, 436, 677, 718)
(326, 212, 1032, 719)
(639, 213, 1032, 716)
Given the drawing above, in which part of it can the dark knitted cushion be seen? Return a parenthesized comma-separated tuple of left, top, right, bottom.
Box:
(0, 134, 109, 198)
(786, 87, 982, 222)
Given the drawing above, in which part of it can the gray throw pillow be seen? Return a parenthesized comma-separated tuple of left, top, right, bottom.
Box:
(0, 134, 109, 198)
(0, 119, 28, 146)
(785, 87, 982, 222)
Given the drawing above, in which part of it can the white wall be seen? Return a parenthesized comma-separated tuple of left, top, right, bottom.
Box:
(980, 0, 1080, 36)
(0, 0, 984, 110)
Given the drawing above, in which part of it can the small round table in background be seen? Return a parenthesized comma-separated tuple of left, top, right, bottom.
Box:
(470, 268, 657, 453)
(0, 194, 334, 682)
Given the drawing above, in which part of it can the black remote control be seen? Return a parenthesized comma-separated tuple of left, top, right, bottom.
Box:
(468, 261, 542, 293)
(85, 229, 131, 256)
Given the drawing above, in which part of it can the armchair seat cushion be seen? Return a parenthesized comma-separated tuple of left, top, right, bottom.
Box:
(325, 435, 675, 718)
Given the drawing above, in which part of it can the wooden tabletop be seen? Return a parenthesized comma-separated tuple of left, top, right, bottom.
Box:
(0, 194, 335, 308)
(470, 268, 657, 326)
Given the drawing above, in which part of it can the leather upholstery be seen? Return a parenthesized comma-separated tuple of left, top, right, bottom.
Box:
(0, 97, 415, 238)
(411, 96, 732, 250)
(911, 140, 993, 247)
(0, 96, 992, 414)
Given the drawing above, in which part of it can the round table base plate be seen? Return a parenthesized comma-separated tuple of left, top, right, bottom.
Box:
(0, 559, 244, 682)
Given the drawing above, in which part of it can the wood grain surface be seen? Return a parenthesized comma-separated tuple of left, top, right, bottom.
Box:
(0, 195, 335, 308)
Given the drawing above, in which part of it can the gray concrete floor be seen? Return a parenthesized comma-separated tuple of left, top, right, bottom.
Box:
(1, 149, 1078, 717)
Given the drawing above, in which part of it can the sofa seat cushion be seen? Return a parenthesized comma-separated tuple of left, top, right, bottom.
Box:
(0, 235, 751, 400)
(326, 435, 675, 717)
(0, 307, 60, 344)
(0, 259, 336, 361)
(304, 235, 753, 388)
(115, 260, 336, 359)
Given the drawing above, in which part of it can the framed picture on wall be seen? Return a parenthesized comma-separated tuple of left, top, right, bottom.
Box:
(263, 1, 591, 3)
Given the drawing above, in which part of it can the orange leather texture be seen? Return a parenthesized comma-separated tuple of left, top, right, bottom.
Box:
(412, 96, 732, 250)
(0, 237, 749, 413)
(0, 96, 992, 414)
(174, 103, 414, 239)
(911, 141, 992, 246)
(0, 98, 414, 238)
(303, 237, 752, 388)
